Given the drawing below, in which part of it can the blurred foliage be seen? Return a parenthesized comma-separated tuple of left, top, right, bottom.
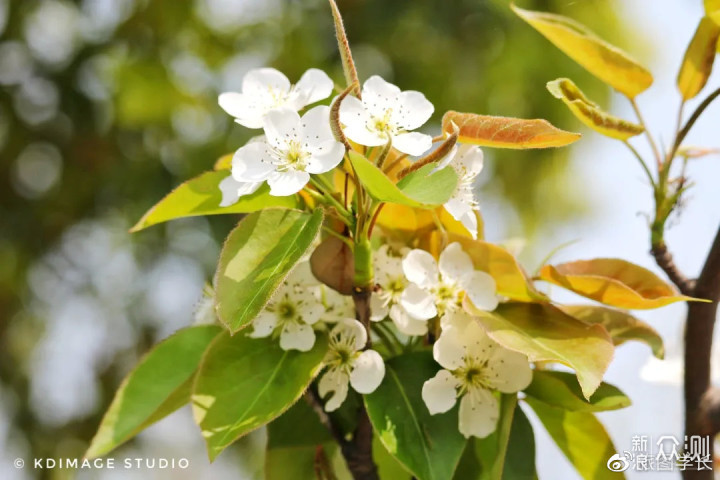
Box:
(0, 0, 627, 477)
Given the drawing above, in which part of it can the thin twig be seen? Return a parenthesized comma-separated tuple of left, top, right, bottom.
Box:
(650, 241, 695, 294)
(622, 140, 655, 187)
(630, 97, 663, 169)
(670, 86, 720, 163)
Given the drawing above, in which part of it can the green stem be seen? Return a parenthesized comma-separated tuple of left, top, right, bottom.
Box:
(622, 140, 655, 188)
(630, 97, 663, 169)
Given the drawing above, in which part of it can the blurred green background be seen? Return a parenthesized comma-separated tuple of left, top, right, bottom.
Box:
(0, 0, 628, 478)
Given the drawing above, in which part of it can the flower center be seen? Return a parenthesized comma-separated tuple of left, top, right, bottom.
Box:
(276, 300, 297, 320)
(371, 109, 396, 136)
(276, 140, 309, 172)
(432, 281, 462, 316)
(455, 358, 490, 391)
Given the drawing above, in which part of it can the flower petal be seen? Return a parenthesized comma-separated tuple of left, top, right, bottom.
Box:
(392, 132, 432, 156)
(370, 293, 389, 321)
(267, 170, 310, 196)
(242, 68, 291, 96)
(455, 144, 484, 175)
(331, 318, 367, 351)
(392, 90, 434, 130)
(362, 75, 401, 117)
(440, 310, 474, 331)
(460, 271, 499, 312)
(399, 283, 437, 320)
(293, 68, 334, 106)
(486, 346, 533, 393)
(458, 388, 499, 438)
(318, 368, 349, 412)
(350, 350, 385, 394)
(433, 326, 467, 370)
(218, 92, 265, 129)
(402, 249, 439, 288)
(301, 105, 334, 144)
(295, 289, 325, 325)
(306, 140, 345, 174)
(389, 304, 428, 335)
(219, 175, 262, 207)
(231, 142, 274, 182)
(263, 108, 302, 149)
(439, 242, 474, 284)
(422, 369, 460, 414)
(279, 321, 316, 352)
(248, 311, 277, 338)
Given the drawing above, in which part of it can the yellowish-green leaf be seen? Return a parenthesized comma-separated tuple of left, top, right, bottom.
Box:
(524, 370, 631, 412)
(442, 111, 581, 149)
(214, 153, 233, 170)
(547, 78, 644, 140)
(563, 305, 665, 359)
(130, 171, 299, 232)
(677, 17, 720, 100)
(706, 0, 720, 25)
(468, 303, 614, 399)
(538, 258, 705, 309)
(511, 4, 653, 98)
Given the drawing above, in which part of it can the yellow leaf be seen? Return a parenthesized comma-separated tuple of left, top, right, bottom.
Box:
(512, 4, 653, 98)
(706, 0, 720, 25)
(677, 17, 720, 100)
(432, 234, 546, 302)
(546, 78, 644, 140)
(213, 153, 233, 170)
(442, 111, 581, 149)
(538, 258, 706, 309)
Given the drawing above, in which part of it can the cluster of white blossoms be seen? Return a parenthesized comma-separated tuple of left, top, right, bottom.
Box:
(218, 69, 485, 239)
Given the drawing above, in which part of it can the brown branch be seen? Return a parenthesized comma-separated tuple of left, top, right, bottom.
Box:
(305, 390, 347, 447)
(651, 241, 695, 294)
(683, 224, 720, 480)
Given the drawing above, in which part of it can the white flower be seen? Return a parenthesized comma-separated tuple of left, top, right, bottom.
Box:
(230, 105, 346, 196)
(400, 242, 499, 321)
(249, 262, 324, 351)
(219, 68, 334, 129)
(322, 287, 356, 322)
(422, 313, 532, 438)
(339, 75, 434, 156)
(218, 175, 263, 207)
(370, 245, 428, 335)
(318, 319, 385, 412)
(443, 145, 484, 239)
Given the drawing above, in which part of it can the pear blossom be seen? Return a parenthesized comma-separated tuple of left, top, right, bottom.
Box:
(230, 105, 345, 196)
(219, 68, 334, 128)
(322, 287, 356, 322)
(218, 175, 263, 207)
(318, 318, 385, 412)
(400, 242, 499, 321)
(248, 262, 324, 352)
(339, 75, 434, 156)
(370, 245, 428, 335)
(443, 145, 484, 239)
(422, 312, 532, 438)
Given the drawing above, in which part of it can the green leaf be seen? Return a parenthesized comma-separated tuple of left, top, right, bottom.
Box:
(364, 351, 467, 480)
(267, 399, 333, 449)
(511, 4, 652, 98)
(502, 405, 538, 480)
(677, 16, 720, 100)
(214, 208, 323, 333)
(468, 303, 614, 399)
(86, 325, 222, 458)
(546, 78, 644, 140)
(374, 435, 414, 480)
(524, 370, 630, 412)
(525, 398, 625, 480)
(475, 394, 518, 480)
(192, 333, 327, 461)
(348, 151, 458, 208)
(130, 171, 299, 232)
(562, 305, 665, 359)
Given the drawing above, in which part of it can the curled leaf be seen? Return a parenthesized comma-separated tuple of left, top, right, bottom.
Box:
(677, 16, 720, 100)
(538, 258, 706, 309)
(512, 4, 653, 98)
(547, 78, 644, 140)
(328, 0, 360, 94)
(442, 111, 580, 149)
(562, 305, 665, 359)
(330, 83, 357, 150)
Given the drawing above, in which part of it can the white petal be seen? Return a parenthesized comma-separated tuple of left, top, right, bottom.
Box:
(369, 293, 389, 321)
(219, 176, 262, 207)
(458, 388, 499, 438)
(399, 284, 437, 320)
(263, 108, 302, 148)
(279, 321, 316, 351)
(295, 289, 325, 325)
(318, 368, 349, 412)
(393, 132, 432, 156)
(301, 105, 334, 144)
(422, 370, 460, 414)
(249, 311, 277, 338)
(455, 144, 484, 174)
(443, 197, 473, 223)
(306, 140, 345, 174)
(439, 242, 474, 284)
(231, 142, 274, 182)
(458, 210, 479, 240)
(331, 318, 367, 351)
(460, 271, 499, 312)
(392, 90, 434, 130)
(218, 92, 265, 129)
(339, 95, 371, 130)
(402, 249, 439, 288)
(486, 346, 533, 393)
(267, 170, 310, 196)
(362, 75, 401, 113)
(293, 68, 334, 105)
(433, 326, 466, 370)
(242, 68, 291, 96)
(350, 350, 385, 394)
(285, 260, 320, 288)
(440, 311, 474, 331)
(389, 304, 428, 336)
